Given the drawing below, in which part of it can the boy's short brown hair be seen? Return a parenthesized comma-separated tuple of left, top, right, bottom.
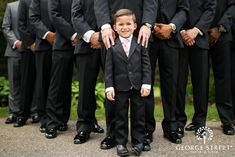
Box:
(113, 9, 136, 24)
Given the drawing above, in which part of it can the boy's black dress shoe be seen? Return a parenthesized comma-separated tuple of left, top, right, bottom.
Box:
(93, 123, 104, 133)
(13, 117, 27, 127)
(222, 124, 235, 135)
(31, 113, 40, 123)
(5, 115, 16, 124)
(74, 131, 90, 144)
(185, 122, 197, 131)
(116, 145, 129, 157)
(164, 131, 182, 144)
(45, 128, 57, 139)
(142, 140, 151, 151)
(100, 136, 115, 149)
(58, 123, 68, 131)
(145, 132, 153, 143)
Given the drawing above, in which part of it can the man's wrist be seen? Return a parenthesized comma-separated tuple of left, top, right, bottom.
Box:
(101, 24, 111, 31)
(169, 23, 176, 33)
(144, 23, 152, 30)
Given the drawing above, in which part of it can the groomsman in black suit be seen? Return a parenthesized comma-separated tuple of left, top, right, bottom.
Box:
(176, 0, 216, 133)
(14, 0, 37, 127)
(45, 0, 75, 138)
(2, 0, 21, 124)
(29, 0, 55, 133)
(94, 0, 157, 150)
(71, 0, 104, 144)
(150, 0, 189, 144)
(207, 0, 235, 135)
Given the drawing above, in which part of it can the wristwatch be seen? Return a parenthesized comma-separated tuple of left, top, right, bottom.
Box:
(218, 25, 226, 33)
(169, 23, 176, 33)
(144, 23, 153, 30)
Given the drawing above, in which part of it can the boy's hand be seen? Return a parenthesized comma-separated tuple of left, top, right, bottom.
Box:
(106, 90, 115, 101)
(141, 88, 150, 97)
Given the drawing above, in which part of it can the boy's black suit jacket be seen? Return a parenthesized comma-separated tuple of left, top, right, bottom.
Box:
(105, 36, 151, 92)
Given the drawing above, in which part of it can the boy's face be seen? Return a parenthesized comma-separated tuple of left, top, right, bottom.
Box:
(114, 15, 137, 38)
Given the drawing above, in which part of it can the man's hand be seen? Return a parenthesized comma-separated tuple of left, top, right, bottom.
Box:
(15, 40, 22, 52)
(28, 43, 36, 53)
(154, 23, 172, 40)
(106, 90, 115, 101)
(71, 38, 77, 47)
(101, 28, 115, 49)
(208, 27, 221, 45)
(181, 30, 195, 46)
(141, 88, 150, 97)
(90, 32, 101, 49)
(137, 25, 151, 48)
(46, 32, 56, 45)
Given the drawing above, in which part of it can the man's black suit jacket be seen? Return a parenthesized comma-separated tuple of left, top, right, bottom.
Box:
(71, 0, 99, 54)
(18, 0, 36, 52)
(48, 0, 75, 51)
(105, 37, 151, 92)
(155, 0, 189, 48)
(210, 0, 235, 42)
(94, 0, 157, 36)
(29, 0, 55, 51)
(184, 0, 216, 50)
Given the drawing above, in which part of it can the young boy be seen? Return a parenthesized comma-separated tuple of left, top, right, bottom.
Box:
(105, 9, 151, 157)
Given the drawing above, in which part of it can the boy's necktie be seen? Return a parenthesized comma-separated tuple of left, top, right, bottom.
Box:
(122, 38, 130, 57)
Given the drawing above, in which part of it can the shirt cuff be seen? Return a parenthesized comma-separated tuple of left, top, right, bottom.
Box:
(82, 30, 95, 43)
(194, 27, 203, 36)
(42, 31, 50, 39)
(105, 87, 114, 93)
(13, 40, 20, 49)
(71, 33, 77, 41)
(141, 84, 151, 90)
(101, 24, 111, 31)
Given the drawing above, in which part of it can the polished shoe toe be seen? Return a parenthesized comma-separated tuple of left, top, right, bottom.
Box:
(177, 127, 184, 138)
(222, 124, 235, 135)
(132, 144, 143, 156)
(145, 133, 153, 143)
(142, 140, 151, 151)
(39, 125, 46, 133)
(58, 123, 68, 131)
(45, 128, 57, 139)
(74, 132, 90, 144)
(5, 115, 16, 124)
(13, 117, 27, 127)
(164, 132, 182, 144)
(116, 145, 129, 157)
(185, 123, 197, 131)
(31, 114, 40, 123)
(100, 136, 115, 149)
(93, 123, 104, 133)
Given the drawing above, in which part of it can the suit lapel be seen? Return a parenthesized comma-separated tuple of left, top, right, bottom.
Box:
(128, 37, 138, 59)
(113, 39, 128, 62)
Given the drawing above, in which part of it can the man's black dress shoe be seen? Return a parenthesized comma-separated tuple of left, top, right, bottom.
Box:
(100, 136, 115, 149)
(58, 123, 68, 131)
(142, 139, 151, 151)
(13, 117, 27, 127)
(92, 123, 104, 133)
(222, 124, 235, 135)
(31, 114, 40, 123)
(45, 128, 57, 139)
(145, 132, 153, 143)
(74, 131, 90, 144)
(39, 125, 46, 133)
(5, 115, 16, 124)
(116, 145, 129, 157)
(177, 127, 184, 138)
(132, 144, 143, 156)
(164, 132, 182, 144)
(185, 122, 197, 131)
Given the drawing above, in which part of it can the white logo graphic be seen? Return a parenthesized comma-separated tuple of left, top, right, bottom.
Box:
(196, 126, 213, 144)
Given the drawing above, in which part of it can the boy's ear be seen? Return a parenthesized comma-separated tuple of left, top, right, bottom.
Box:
(113, 25, 117, 31)
(134, 23, 137, 30)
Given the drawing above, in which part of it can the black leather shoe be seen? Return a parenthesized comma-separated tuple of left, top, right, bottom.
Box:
(58, 123, 68, 131)
(177, 127, 184, 138)
(132, 144, 143, 156)
(100, 136, 115, 149)
(164, 132, 182, 144)
(92, 123, 104, 133)
(142, 139, 151, 151)
(116, 145, 129, 157)
(39, 125, 46, 133)
(145, 132, 153, 143)
(5, 115, 17, 124)
(74, 131, 90, 144)
(222, 124, 235, 135)
(13, 117, 27, 127)
(31, 114, 40, 123)
(185, 122, 197, 131)
(45, 128, 57, 139)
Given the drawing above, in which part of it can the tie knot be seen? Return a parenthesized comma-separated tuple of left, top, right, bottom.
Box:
(123, 38, 129, 45)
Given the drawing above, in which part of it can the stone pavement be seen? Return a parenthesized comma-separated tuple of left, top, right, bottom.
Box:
(0, 118, 234, 157)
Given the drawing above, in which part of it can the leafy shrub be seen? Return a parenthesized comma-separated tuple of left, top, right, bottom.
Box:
(0, 76, 9, 106)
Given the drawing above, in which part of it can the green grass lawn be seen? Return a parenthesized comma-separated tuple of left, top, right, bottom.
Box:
(0, 103, 219, 122)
